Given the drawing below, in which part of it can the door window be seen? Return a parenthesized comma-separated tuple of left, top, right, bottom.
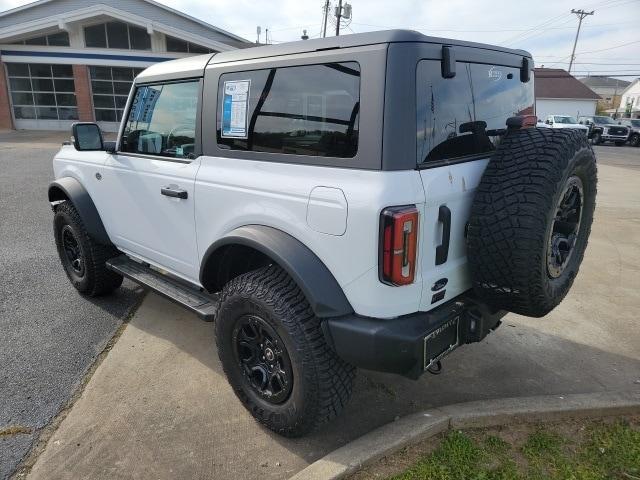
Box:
(416, 61, 534, 164)
(216, 62, 360, 158)
(121, 81, 199, 159)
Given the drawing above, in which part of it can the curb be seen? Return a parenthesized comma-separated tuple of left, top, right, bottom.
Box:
(289, 390, 640, 480)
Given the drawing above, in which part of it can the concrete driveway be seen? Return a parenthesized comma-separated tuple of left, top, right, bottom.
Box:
(16, 144, 640, 479)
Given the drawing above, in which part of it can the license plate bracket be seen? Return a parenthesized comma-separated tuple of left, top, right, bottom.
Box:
(423, 315, 460, 370)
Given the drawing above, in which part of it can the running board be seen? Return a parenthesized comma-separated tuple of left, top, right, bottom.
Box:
(106, 255, 218, 322)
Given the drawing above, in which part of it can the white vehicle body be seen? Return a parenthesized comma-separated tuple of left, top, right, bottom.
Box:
(52, 146, 485, 319)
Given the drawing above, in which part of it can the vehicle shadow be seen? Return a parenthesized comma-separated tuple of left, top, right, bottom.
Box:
(130, 293, 640, 471)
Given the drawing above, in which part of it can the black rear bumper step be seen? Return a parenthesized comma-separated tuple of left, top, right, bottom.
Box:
(323, 295, 506, 379)
(106, 255, 218, 321)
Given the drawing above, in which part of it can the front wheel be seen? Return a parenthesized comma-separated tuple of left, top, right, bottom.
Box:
(591, 132, 601, 145)
(630, 134, 640, 147)
(54, 202, 123, 296)
(215, 265, 355, 437)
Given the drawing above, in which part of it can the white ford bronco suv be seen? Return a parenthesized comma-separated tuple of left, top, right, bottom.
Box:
(49, 30, 597, 437)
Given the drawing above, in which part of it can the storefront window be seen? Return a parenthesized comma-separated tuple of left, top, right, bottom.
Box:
(5, 63, 77, 120)
(90, 66, 143, 122)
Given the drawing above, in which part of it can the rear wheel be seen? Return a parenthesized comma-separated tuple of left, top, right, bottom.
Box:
(54, 202, 123, 296)
(215, 265, 355, 437)
(467, 128, 597, 317)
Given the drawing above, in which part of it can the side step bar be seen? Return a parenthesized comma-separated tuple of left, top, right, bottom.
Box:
(106, 255, 219, 322)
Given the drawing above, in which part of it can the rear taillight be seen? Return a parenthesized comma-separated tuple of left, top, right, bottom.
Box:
(380, 205, 419, 286)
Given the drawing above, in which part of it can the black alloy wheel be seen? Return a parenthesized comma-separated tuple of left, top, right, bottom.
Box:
(546, 176, 584, 279)
(61, 225, 85, 278)
(232, 314, 293, 404)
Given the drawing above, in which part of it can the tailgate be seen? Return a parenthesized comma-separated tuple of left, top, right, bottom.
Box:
(418, 159, 488, 310)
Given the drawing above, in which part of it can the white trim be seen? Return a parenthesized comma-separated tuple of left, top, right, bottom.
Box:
(14, 118, 75, 130)
(0, 0, 249, 44)
(536, 97, 599, 102)
(0, 4, 237, 52)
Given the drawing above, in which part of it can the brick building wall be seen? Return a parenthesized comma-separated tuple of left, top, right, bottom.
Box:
(72, 64, 94, 122)
(0, 60, 15, 130)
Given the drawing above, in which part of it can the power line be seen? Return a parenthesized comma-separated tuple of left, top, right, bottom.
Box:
(346, 20, 634, 33)
(576, 40, 640, 55)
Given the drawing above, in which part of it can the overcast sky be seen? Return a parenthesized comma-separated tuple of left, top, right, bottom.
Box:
(1, 0, 639, 80)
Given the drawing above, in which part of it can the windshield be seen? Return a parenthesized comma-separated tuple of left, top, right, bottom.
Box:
(555, 116, 578, 124)
(594, 116, 616, 124)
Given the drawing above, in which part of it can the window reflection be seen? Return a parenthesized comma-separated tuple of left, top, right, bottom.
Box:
(417, 61, 534, 163)
(122, 81, 199, 159)
(217, 62, 360, 158)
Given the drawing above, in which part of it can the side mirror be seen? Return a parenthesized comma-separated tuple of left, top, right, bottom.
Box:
(72, 122, 104, 151)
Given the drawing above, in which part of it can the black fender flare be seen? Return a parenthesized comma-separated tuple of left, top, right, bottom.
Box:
(200, 225, 353, 318)
(48, 177, 112, 245)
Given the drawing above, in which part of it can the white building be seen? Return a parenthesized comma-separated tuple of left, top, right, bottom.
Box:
(0, 0, 250, 131)
(534, 68, 600, 121)
(618, 78, 640, 118)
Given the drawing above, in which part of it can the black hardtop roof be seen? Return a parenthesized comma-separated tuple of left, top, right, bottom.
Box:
(207, 29, 532, 66)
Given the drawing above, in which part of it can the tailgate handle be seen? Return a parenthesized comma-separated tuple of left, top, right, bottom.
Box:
(435, 205, 451, 265)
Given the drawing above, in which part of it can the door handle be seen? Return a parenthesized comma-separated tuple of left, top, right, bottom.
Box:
(161, 186, 188, 199)
(435, 205, 451, 265)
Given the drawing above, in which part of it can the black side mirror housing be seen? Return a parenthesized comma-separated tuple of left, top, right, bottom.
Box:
(72, 122, 104, 151)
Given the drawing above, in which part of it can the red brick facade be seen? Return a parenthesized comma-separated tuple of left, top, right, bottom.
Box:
(72, 64, 94, 122)
(0, 60, 15, 130)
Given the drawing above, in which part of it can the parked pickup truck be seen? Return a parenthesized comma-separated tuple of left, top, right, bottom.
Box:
(578, 115, 629, 145)
(49, 30, 597, 437)
(541, 115, 589, 135)
(618, 118, 640, 147)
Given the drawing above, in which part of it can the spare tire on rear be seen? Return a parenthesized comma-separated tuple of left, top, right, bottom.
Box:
(467, 128, 597, 317)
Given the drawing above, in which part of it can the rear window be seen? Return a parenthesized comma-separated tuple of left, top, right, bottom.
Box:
(417, 60, 534, 164)
(216, 62, 360, 158)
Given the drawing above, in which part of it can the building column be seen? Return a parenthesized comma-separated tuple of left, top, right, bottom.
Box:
(72, 64, 94, 122)
(0, 60, 15, 130)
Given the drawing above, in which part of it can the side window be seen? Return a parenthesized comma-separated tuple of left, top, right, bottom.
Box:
(416, 60, 534, 164)
(216, 62, 360, 158)
(121, 81, 199, 159)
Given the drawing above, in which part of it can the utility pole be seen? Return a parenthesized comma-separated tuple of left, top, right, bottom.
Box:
(321, 0, 330, 38)
(335, 0, 343, 36)
(568, 9, 594, 73)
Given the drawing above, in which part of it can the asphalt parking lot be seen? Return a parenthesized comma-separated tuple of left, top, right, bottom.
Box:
(1, 131, 639, 479)
(0, 131, 141, 480)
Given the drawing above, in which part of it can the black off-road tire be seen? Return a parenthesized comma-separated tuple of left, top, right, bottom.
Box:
(54, 202, 123, 296)
(467, 128, 597, 317)
(591, 131, 601, 145)
(630, 133, 640, 147)
(215, 265, 355, 437)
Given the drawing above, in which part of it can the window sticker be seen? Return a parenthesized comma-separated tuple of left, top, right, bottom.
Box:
(221, 79, 251, 138)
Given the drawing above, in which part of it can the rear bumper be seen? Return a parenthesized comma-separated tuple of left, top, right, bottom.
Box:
(322, 294, 506, 379)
